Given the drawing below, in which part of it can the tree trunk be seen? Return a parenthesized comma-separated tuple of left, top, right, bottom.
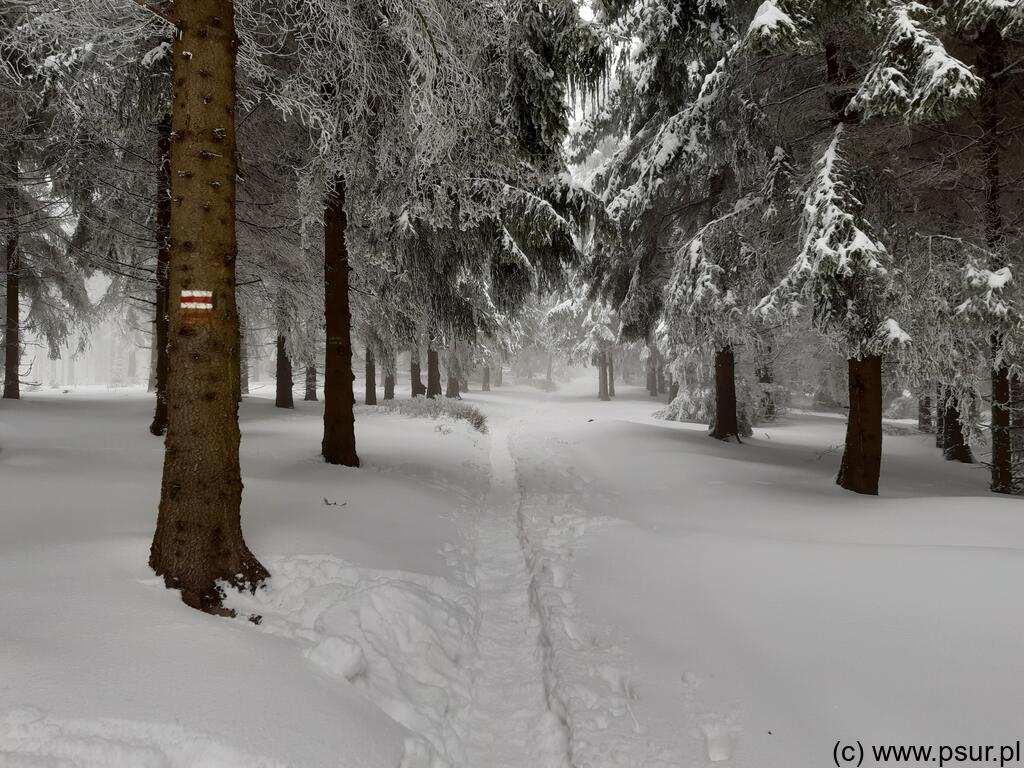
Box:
(978, 21, 1012, 493)
(646, 353, 657, 396)
(410, 346, 426, 396)
(482, 365, 491, 391)
(836, 355, 883, 495)
(3, 226, 18, 400)
(608, 353, 615, 397)
(239, 323, 249, 396)
(943, 389, 974, 463)
(322, 178, 359, 466)
(304, 363, 317, 401)
(598, 351, 610, 401)
(426, 347, 442, 398)
(446, 374, 461, 399)
(917, 396, 932, 433)
(755, 335, 776, 421)
(383, 352, 395, 401)
(150, 0, 268, 614)
(935, 384, 945, 449)
(149, 113, 172, 431)
(275, 334, 293, 408)
(365, 345, 377, 405)
(495, 361, 503, 387)
(710, 345, 740, 441)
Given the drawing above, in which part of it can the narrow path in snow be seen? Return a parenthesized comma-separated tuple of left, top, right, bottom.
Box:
(462, 423, 571, 768)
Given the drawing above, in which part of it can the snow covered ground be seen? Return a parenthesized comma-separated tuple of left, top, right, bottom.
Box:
(1, 378, 1021, 767)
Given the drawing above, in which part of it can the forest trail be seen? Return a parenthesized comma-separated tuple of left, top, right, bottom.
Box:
(462, 422, 571, 768)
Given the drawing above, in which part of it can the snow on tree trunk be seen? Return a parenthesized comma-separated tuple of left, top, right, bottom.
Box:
(977, 20, 1012, 494)
(239, 323, 249, 397)
(150, 0, 268, 614)
(364, 345, 377, 405)
(836, 355, 883, 495)
(275, 334, 293, 409)
(321, 177, 359, 467)
(149, 113, 171, 431)
(710, 346, 740, 441)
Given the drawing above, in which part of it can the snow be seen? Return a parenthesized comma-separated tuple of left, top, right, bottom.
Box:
(3, 379, 1023, 767)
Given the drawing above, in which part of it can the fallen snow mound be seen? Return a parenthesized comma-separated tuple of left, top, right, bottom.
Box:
(223, 555, 477, 768)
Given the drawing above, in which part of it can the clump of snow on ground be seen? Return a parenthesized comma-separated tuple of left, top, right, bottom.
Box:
(224, 555, 477, 767)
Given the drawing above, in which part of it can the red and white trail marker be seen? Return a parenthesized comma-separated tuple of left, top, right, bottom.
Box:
(181, 290, 214, 323)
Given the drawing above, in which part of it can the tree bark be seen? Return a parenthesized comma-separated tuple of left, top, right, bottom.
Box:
(150, 0, 268, 614)
(322, 177, 359, 466)
(978, 21, 1012, 493)
(3, 226, 18, 400)
(608, 353, 615, 397)
(304, 363, 317, 401)
(935, 384, 945, 449)
(646, 351, 657, 396)
(710, 346, 740, 441)
(365, 345, 377, 405)
(275, 334, 293, 408)
(917, 396, 932, 433)
(446, 372, 461, 399)
(238, 323, 249, 396)
(482, 365, 491, 391)
(383, 353, 395, 401)
(149, 113, 172, 431)
(836, 355, 883, 494)
(755, 335, 776, 420)
(426, 346, 442, 398)
(943, 388, 974, 463)
(410, 346, 426, 396)
(598, 351, 610, 401)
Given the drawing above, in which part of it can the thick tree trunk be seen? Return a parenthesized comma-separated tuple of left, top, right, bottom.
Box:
(608, 353, 615, 397)
(943, 389, 974, 463)
(598, 351, 610, 401)
(149, 114, 172, 432)
(304, 363, 317, 401)
(836, 356, 883, 495)
(322, 178, 359, 467)
(3, 229, 18, 400)
(917, 396, 932, 433)
(150, 0, 268, 614)
(365, 345, 377, 405)
(710, 345, 740, 441)
(446, 372, 461, 399)
(410, 346, 426, 396)
(275, 334, 293, 408)
(426, 347, 442, 398)
(482, 365, 491, 391)
(978, 21, 1012, 493)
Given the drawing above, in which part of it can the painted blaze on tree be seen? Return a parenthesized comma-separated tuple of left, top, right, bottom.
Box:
(149, 0, 268, 614)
